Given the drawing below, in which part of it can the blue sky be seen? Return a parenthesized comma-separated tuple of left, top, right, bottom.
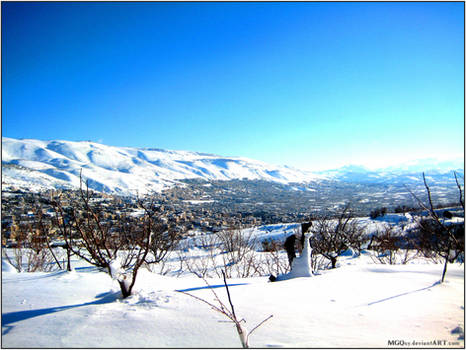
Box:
(2, 2, 464, 171)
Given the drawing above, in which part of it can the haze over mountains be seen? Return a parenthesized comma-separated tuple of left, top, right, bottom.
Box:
(1, 137, 464, 195)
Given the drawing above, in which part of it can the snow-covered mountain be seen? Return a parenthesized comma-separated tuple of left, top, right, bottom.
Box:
(1, 137, 324, 194)
(319, 161, 464, 184)
(2, 137, 463, 195)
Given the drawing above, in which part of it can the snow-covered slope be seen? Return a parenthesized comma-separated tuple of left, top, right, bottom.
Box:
(319, 161, 464, 185)
(2, 251, 464, 348)
(2, 216, 465, 347)
(2, 138, 324, 195)
(2, 137, 463, 195)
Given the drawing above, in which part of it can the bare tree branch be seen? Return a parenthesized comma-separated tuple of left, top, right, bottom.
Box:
(454, 171, 464, 210)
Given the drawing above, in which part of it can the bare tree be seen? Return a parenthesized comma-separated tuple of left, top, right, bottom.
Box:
(454, 171, 464, 209)
(139, 198, 185, 266)
(311, 205, 363, 269)
(33, 204, 63, 269)
(178, 270, 273, 348)
(51, 175, 180, 298)
(177, 233, 220, 278)
(408, 172, 464, 282)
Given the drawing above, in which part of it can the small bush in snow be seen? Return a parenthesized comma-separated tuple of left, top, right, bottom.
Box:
(179, 270, 273, 348)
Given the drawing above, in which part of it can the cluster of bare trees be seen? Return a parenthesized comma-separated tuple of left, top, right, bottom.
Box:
(3, 171, 463, 290)
(310, 204, 366, 269)
(177, 226, 289, 279)
(3, 177, 185, 298)
(3, 203, 64, 272)
(367, 224, 419, 265)
(407, 172, 464, 282)
(365, 172, 464, 283)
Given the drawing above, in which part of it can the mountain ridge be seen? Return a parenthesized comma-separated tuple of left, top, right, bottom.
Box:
(2, 137, 463, 195)
(1, 137, 324, 194)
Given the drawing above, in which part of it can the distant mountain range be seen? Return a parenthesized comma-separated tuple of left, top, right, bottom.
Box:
(2, 137, 464, 195)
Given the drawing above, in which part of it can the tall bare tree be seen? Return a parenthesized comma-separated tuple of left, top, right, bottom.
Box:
(408, 172, 464, 282)
(51, 175, 182, 298)
(311, 204, 364, 269)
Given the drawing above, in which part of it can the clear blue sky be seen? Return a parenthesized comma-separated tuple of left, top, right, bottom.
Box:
(2, 2, 464, 171)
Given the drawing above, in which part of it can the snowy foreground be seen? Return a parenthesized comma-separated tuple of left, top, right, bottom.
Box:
(2, 251, 464, 348)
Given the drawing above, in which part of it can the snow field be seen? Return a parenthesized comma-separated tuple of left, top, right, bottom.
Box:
(2, 250, 464, 348)
(2, 215, 464, 347)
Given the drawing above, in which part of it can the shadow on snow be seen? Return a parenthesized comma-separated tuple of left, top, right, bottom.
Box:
(1, 291, 120, 335)
(2, 283, 250, 335)
(176, 282, 249, 293)
(367, 281, 441, 306)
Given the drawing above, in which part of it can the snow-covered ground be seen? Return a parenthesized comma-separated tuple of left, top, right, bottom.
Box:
(2, 219, 464, 348)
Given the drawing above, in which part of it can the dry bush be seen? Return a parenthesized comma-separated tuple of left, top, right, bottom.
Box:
(3, 206, 62, 272)
(178, 270, 273, 348)
(177, 228, 281, 279)
(262, 248, 289, 277)
(369, 224, 419, 265)
(216, 227, 262, 278)
(177, 233, 221, 278)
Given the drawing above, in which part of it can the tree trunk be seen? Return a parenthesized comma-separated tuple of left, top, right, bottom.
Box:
(236, 323, 249, 348)
(118, 280, 132, 298)
(66, 247, 72, 272)
(330, 257, 337, 269)
(441, 254, 448, 283)
(46, 240, 62, 270)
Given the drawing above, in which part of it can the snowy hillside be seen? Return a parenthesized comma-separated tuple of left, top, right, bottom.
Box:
(3, 260, 463, 348)
(2, 212, 465, 347)
(2, 138, 323, 195)
(2, 137, 463, 195)
(319, 162, 464, 184)
(2, 219, 464, 348)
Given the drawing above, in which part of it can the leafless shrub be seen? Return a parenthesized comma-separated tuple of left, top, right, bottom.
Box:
(262, 246, 289, 277)
(3, 205, 62, 272)
(3, 229, 56, 273)
(178, 228, 280, 279)
(215, 227, 262, 278)
(49, 191, 75, 271)
(369, 224, 419, 265)
(178, 270, 273, 348)
(310, 252, 329, 271)
(177, 233, 220, 278)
